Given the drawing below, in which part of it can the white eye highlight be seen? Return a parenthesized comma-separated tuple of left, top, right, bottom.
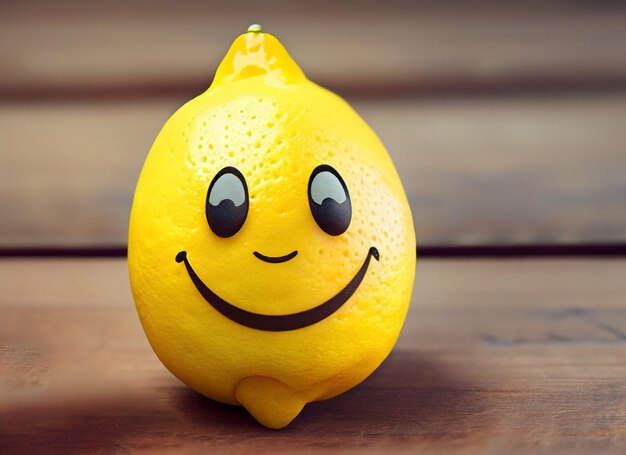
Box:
(310, 171, 347, 205)
(208, 172, 246, 207)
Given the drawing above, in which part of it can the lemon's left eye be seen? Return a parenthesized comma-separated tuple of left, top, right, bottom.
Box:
(206, 166, 249, 237)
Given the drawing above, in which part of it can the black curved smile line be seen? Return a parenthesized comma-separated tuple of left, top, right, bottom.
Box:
(253, 250, 298, 263)
(175, 247, 379, 332)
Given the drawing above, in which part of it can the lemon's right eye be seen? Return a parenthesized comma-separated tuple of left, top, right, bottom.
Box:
(308, 164, 352, 236)
(206, 166, 249, 237)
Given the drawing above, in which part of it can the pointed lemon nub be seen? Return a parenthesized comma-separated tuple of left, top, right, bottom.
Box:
(210, 30, 306, 90)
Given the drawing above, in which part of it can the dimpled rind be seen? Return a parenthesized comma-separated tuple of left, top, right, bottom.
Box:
(128, 29, 415, 429)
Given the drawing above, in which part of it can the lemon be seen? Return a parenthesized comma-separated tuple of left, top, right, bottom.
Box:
(128, 25, 415, 429)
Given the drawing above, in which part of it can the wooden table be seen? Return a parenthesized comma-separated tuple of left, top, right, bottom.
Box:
(1, 258, 625, 454)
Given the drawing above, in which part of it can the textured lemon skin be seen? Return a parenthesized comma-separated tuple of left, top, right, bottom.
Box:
(128, 32, 415, 428)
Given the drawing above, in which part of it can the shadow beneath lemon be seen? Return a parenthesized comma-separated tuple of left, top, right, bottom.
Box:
(0, 351, 489, 453)
(175, 350, 490, 443)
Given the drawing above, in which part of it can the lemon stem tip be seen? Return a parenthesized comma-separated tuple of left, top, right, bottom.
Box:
(247, 24, 263, 33)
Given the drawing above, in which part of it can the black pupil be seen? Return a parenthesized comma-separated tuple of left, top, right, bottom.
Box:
(307, 164, 352, 236)
(206, 167, 249, 238)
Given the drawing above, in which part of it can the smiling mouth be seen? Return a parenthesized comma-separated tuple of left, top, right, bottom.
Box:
(253, 250, 298, 263)
(175, 247, 379, 331)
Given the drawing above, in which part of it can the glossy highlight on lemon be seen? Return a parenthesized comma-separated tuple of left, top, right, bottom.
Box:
(128, 26, 416, 429)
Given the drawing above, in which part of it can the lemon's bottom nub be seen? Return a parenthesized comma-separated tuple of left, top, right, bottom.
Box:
(235, 377, 307, 429)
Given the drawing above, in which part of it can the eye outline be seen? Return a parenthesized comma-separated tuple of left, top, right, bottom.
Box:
(307, 164, 352, 236)
(205, 166, 249, 238)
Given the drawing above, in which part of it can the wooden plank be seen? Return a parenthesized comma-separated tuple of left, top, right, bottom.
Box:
(1, 258, 625, 453)
(1, 1, 625, 97)
(1, 94, 625, 247)
(354, 95, 626, 245)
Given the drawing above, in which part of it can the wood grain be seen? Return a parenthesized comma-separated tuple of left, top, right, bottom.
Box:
(1, 258, 625, 453)
(1, 1, 625, 97)
(1, 94, 625, 247)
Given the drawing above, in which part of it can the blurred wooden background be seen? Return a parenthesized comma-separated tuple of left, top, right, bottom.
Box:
(1, 0, 625, 248)
(2, 3, 626, 452)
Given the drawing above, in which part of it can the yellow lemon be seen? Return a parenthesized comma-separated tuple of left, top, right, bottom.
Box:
(128, 25, 415, 429)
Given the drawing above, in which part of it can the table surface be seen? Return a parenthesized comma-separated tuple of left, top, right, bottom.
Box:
(1, 258, 625, 454)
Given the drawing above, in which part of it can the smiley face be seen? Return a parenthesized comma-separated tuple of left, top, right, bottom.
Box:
(175, 164, 380, 331)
